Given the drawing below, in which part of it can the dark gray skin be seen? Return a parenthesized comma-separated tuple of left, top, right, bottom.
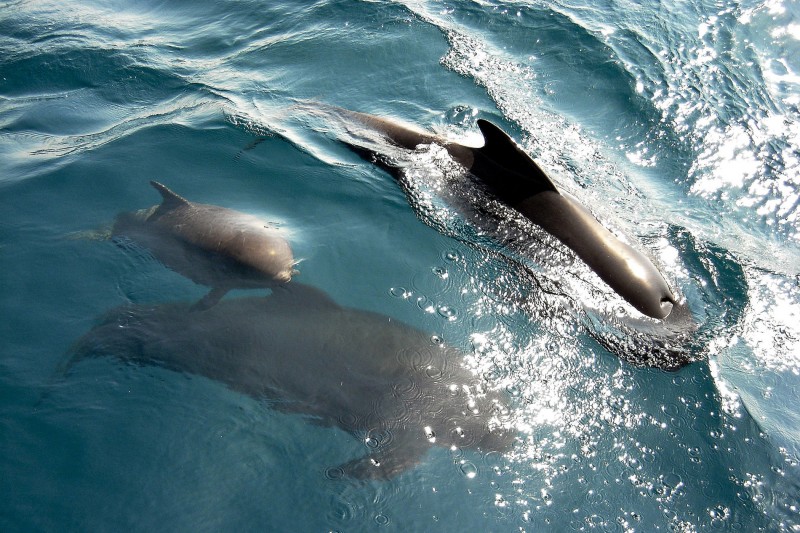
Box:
(68, 283, 515, 480)
(337, 109, 681, 320)
(112, 181, 296, 309)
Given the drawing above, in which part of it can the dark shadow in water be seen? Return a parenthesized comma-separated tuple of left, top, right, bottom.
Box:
(64, 283, 515, 481)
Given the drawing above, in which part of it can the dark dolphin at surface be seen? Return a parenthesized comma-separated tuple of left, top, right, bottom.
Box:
(329, 108, 685, 321)
(112, 181, 296, 309)
(67, 283, 515, 480)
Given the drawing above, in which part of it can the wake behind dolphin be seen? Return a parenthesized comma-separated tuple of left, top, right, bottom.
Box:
(67, 283, 515, 480)
(112, 181, 296, 309)
(315, 106, 687, 322)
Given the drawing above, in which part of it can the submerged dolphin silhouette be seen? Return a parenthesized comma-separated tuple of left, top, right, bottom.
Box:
(68, 283, 515, 480)
(331, 109, 681, 320)
(112, 181, 296, 309)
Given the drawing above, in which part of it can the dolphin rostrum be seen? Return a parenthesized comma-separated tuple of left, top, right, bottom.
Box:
(67, 283, 515, 480)
(331, 109, 681, 320)
(112, 181, 296, 309)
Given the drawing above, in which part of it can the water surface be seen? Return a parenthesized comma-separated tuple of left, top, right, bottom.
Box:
(2, 0, 799, 530)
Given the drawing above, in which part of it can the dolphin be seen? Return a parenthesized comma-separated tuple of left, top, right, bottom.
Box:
(329, 108, 682, 321)
(66, 283, 515, 480)
(112, 181, 296, 309)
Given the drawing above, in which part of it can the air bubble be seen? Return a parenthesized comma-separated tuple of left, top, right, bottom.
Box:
(661, 403, 680, 417)
(389, 286, 411, 299)
(494, 494, 507, 507)
(460, 461, 478, 479)
(437, 305, 458, 321)
(586, 489, 603, 504)
(424, 426, 436, 443)
(663, 472, 682, 489)
(444, 250, 461, 262)
(324, 467, 345, 480)
(416, 295, 433, 312)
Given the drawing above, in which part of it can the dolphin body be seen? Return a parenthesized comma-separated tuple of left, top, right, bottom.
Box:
(112, 181, 296, 309)
(332, 109, 681, 321)
(67, 283, 515, 480)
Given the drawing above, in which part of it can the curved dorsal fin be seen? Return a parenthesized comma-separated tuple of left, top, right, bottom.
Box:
(475, 120, 558, 194)
(150, 181, 189, 210)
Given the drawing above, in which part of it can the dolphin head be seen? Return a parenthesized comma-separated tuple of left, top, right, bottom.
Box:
(240, 235, 296, 284)
(213, 221, 296, 286)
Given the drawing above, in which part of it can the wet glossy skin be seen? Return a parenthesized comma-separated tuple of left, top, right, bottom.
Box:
(515, 191, 675, 319)
(112, 182, 295, 308)
(338, 109, 680, 320)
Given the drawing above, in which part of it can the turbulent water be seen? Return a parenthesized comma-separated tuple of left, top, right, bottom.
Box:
(1, 0, 799, 531)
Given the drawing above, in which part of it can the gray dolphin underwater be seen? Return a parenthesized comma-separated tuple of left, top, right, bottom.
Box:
(331, 109, 682, 321)
(112, 181, 296, 309)
(68, 283, 515, 480)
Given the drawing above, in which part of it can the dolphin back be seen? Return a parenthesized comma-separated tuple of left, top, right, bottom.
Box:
(111, 182, 296, 295)
(314, 107, 686, 321)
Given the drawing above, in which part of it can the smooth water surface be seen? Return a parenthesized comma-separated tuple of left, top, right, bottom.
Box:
(2, 0, 799, 530)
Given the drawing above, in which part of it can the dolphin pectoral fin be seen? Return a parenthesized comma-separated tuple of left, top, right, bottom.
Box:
(190, 287, 229, 311)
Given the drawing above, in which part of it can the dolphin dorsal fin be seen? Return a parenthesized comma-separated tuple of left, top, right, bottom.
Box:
(150, 181, 189, 211)
(475, 120, 558, 194)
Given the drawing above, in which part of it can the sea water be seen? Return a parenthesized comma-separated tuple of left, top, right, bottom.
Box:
(1, 0, 799, 530)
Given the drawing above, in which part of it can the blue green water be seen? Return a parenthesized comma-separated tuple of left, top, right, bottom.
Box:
(2, 0, 799, 530)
